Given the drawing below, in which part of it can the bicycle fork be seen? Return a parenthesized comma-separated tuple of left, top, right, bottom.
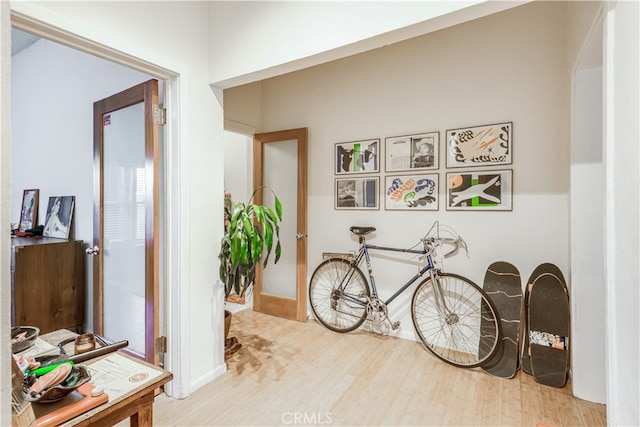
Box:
(429, 270, 458, 325)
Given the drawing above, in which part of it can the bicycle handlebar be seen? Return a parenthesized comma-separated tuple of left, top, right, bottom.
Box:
(423, 236, 470, 259)
(442, 237, 469, 259)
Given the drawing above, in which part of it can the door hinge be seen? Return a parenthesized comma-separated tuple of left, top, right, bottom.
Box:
(155, 336, 167, 353)
(153, 107, 166, 126)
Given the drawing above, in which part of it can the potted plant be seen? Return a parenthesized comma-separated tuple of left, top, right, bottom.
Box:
(219, 187, 283, 346)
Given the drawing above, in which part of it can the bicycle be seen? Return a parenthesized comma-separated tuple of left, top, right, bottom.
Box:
(308, 221, 501, 368)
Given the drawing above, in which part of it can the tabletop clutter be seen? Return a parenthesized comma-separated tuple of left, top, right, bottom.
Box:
(10, 325, 129, 427)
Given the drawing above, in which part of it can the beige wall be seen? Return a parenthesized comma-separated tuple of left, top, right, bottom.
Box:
(226, 1, 571, 309)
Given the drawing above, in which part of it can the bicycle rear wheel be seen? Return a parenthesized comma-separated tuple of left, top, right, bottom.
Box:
(411, 272, 501, 368)
(309, 258, 370, 333)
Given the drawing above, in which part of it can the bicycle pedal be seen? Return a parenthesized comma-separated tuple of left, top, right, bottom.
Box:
(391, 321, 400, 330)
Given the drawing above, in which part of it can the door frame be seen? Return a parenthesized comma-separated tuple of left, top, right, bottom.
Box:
(253, 128, 308, 322)
(9, 11, 187, 396)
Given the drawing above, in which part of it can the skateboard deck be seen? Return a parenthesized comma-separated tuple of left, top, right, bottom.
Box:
(521, 263, 564, 375)
(481, 261, 522, 378)
(527, 264, 569, 387)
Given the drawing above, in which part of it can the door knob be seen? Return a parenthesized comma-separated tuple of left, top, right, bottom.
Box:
(86, 245, 100, 256)
(296, 233, 306, 240)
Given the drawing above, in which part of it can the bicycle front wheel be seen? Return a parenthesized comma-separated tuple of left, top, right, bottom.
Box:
(309, 258, 370, 333)
(411, 272, 501, 368)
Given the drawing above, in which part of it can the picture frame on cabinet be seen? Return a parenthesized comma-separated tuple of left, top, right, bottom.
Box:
(385, 131, 439, 172)
(43, 196, 75, 238)
(384, 174, 439, 211)
(335, 177, 379, 210)
(19, 189, 39, 231)
(446, 122, 512, 168)
(446, 170, 512, 211)
(334, 139, 380, 175)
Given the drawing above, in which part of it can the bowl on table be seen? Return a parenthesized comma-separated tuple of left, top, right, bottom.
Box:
(11, 326, 39, 353)
(25, 364, 91, 403)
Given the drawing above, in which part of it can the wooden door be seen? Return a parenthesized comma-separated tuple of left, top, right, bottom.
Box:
(92, 79, 161, 364)
(253, 128, 308, 322)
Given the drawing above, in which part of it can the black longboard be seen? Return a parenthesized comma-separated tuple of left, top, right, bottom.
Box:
(527, 264, 569, 387)
(481, 261, 522, 378)
(521, 263, 564, 375)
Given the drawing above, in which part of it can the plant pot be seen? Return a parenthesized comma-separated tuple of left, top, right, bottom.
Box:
(224, 310, 232, 341)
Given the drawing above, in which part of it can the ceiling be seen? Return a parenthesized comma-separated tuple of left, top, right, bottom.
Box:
(12, 29, 40, 56)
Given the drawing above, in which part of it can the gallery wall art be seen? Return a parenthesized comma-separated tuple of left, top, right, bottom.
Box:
(446, 122, 512, 168)
(333, 121, 514, 212)
(385, 132, 439, 172)
(335, 139, 380, 175)
(446, 170, 512, 211)
(384, 174, 439, 211)
(335, 177, 379, 210)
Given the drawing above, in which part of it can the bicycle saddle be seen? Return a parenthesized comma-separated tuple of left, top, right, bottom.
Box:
(349, 226, 376, 236)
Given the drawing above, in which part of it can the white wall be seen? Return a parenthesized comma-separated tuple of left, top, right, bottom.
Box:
(571, 65, 605, 403)
(11, 39, 152, 332)
(223, 130, 253, 205)
(226, 1, 571, 341)
(569, 1, 606, 404)
(604, 1, 639, 424)
(209, 1, 528, 88)
(0, 2, 12, 425)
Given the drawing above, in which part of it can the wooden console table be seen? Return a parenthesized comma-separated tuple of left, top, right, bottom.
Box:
(33, 330, 173, 426)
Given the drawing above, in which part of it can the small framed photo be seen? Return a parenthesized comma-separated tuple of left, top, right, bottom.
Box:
(19, 189, 39, 231)
(335, 177, 379, 210)
(446, 170, 512, 211)
(385, 174, 439, 211)
(43, 196, 75, 238)
(446, 122, 512, 168)
(385, 132, 439, 172)
(335, 139, 380, 175)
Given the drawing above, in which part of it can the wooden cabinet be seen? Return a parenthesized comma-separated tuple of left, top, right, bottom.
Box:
(11, 237, 85, 334)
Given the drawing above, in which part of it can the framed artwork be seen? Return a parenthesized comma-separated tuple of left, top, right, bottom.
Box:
(335, 139, 380, 175)
(446, 170, 512, 211)
(335, 177, 379, 210)
(19, 189, 39, 231)
(385, 132, 439, 172)
(385, 174, 439, 211)
(446, 122, 512, 168)
(43, 196, 75, 238)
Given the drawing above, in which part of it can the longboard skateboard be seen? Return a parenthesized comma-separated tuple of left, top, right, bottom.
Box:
(520, 263, 564, 375)
(481, 261, 522, 378)
(527, 264, 569, 387)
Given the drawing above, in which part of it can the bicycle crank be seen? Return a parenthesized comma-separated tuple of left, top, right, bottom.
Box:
(366, 298, 388, 323)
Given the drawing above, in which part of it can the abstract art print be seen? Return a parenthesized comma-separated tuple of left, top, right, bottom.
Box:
(446, 122, 512, 168)
(335, 139, 380, 175)
(385, 132, 439, 172)
(385, 174, 439, 211)
(335, 177, 379, 210)
(446, 170, 512, 211)
(43, 196, 75, 238)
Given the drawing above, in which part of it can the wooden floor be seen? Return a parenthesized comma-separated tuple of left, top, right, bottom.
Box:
(151, 309, 606, 426)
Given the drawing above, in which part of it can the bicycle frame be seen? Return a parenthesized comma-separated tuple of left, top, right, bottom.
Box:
(339, 238, 436, 307)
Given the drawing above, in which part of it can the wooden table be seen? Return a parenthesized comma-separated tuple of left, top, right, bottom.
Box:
(33, 330, 172, 426)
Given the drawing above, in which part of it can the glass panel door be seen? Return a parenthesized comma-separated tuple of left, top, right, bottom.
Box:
(102, 102, 146, 355)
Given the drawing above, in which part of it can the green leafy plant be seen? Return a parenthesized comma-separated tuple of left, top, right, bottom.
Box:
(219, 187, 283, 299)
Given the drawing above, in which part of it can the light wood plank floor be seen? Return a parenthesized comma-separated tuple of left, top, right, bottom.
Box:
(151, 309, 606, 426)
